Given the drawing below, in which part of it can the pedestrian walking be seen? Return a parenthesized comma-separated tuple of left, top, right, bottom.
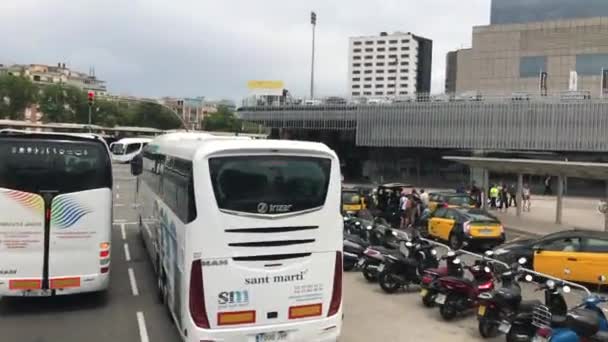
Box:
(399, 191, 407, 229)
(489, 184, 499, 209)
(543, 175, 552, 195)
(470, 182, 481, 208)
(499, 184, 509, 211)
(420, 189, 429, 209)
(522, 183, 531, 211)
(508, 184, 517, 207)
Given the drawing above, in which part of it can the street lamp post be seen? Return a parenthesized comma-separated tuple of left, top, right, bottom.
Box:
(310, 11, 317, 100)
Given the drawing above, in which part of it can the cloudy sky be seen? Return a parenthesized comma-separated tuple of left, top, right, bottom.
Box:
(1, 0, 490, 100)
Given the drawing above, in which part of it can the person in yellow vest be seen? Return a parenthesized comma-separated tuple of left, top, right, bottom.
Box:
(489, 184, 499, 209)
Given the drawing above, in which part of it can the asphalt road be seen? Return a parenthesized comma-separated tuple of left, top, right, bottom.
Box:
(0, 164, 566, 342)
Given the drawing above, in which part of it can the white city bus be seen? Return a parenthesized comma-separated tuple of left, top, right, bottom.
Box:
(110, 137, 151, 163)
(134, 132, 342, 342)
(0, 131, 113, 296)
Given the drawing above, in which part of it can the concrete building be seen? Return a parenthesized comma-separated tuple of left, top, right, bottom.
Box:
(448, 0, 608, 97)
(0, 63, 107, 95)
(348, 32, 432, 98)
(444, 49, 474, 94)
(491, 0, 608, 25)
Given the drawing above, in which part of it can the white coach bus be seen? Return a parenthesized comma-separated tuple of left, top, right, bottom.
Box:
(0, 130, 113, 296)
(110, 137, 151, 163)
(132, 132, 343, 342)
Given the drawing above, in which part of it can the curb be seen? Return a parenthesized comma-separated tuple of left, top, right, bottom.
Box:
(505, 226, 542, 237)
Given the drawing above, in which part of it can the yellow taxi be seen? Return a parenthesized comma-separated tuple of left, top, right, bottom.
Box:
(427, 192, 477, 212)
(342, 188, 366, 214)
(426, 207, 505, 250)
(493, 230, 608, 285)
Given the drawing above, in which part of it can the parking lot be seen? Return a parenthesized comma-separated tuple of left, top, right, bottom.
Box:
(0, 164, 590, 342)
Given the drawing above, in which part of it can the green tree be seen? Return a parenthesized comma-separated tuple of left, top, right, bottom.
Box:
(0, 75, 36, 119)
(202, 105, 241, 132)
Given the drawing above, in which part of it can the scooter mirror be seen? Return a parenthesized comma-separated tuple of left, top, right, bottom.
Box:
(562, 285, 571, 293)
(524, 274, 533, 282)
(518, 257, 527, 265)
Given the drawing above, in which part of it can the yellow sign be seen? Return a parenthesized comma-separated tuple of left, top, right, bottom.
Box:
(247, 80, 284, 90)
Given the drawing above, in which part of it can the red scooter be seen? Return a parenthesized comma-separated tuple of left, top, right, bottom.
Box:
(420, 250, 464, 307)
(435, 257, 496, 320)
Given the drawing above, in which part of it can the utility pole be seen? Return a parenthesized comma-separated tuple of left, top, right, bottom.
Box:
(310, 11, 317, 100)
(87, 91, 95, 127)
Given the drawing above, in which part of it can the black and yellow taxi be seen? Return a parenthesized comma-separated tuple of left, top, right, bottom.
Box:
(493, 229, 608, 285)
(425, 207, 505, 250)
(427, 192, 477, 212)
(342, 188, 366, 214)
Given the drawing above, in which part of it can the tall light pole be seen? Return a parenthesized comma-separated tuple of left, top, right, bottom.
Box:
(310, 11, 317, 100)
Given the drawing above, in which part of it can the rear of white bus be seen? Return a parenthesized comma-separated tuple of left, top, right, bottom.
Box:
(0, 133, 112, 296)
(186, 144, 342, 342)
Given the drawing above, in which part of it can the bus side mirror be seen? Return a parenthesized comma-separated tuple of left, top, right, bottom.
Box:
(130, 154, 143, 176)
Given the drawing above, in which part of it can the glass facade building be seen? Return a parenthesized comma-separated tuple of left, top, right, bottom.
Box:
(491, 0, 608, 25)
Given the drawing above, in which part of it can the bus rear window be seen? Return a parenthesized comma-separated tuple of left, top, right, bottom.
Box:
(209, 156, 331, 214)
(0, 138, 112, 194)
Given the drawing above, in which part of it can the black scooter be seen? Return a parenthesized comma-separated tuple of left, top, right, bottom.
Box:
(377, 232, 439, 293)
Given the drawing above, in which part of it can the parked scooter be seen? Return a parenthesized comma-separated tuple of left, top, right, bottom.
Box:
(359, 225, 408, 282)
(532, 276, 608, 342)
(343, 233, 371, 271)
(477, 259, 569, 341)
(435, 256, 496, 320)
(420, 250, 464, 307)
(377, 232, 439, 293)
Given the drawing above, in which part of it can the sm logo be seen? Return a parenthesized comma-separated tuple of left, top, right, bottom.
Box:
(218, 290, 249, 306)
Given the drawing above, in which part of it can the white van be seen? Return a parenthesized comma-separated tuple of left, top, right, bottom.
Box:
(0, 131, 113, 296)
(134, 132, 343, 342)
(110, 137, 151, 163)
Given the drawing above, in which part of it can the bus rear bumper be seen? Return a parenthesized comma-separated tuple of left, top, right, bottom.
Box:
(0, 273, 109, 297)
(187, 312, 342, 342)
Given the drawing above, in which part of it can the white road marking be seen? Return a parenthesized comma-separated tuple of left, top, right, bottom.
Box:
(116, 194, 120, 199)
(128, 268, 139, 296)
(113, 203, 125, 207)
(116, 184, 120, 190)
(121, 224, 127, 240)
(142, 222, 152, 239)
(114, 219, 127, 223)
(136, 312, 150, 342)
(124, 243, 131, 262)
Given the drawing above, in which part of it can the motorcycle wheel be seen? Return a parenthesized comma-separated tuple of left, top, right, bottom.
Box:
(362, 266, 377, 282)
(343, 261, 355, 272)
(505, 325, 532, 342)
(439, 295, 458, 321)
(378, 271, 400, 294)
(421, 292, 435, 308)
(478, 318, 500, 338)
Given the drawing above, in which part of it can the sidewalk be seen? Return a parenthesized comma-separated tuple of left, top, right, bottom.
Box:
(491, 195, 606, 237)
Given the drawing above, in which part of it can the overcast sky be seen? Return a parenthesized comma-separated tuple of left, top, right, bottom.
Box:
(1, 0, 490, 100)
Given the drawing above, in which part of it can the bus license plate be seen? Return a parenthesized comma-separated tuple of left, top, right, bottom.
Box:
(22, 289, 51, 297)
(255, 331, 288, 342)
(435, 294, 446, 305)
(377, 264, 385, 273)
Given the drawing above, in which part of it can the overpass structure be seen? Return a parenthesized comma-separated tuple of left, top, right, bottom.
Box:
(239, 99, 608, 152)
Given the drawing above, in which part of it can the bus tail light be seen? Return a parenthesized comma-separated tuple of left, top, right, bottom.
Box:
(328, 251, 342, 317)
(217, 310, 256, 326)
(100, 250, 110, 258)
(289, 303, 322, 319)
(189, 259, 210, 329)
(99, 242, 111, 274)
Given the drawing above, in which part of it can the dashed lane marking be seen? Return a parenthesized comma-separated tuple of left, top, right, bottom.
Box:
(128, 268, 139, 296)
(121, 224, 127, 240)
(124, 243, 131, 262)
(136, 312, 150, 342)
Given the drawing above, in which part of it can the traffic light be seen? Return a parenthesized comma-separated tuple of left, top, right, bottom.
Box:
(87, 91, 95, 106)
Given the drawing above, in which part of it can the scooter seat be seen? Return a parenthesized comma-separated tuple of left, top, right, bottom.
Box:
(550, 315, 567, 328)
(590, 331, 608, 342)
(518, 300, 543, 313)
